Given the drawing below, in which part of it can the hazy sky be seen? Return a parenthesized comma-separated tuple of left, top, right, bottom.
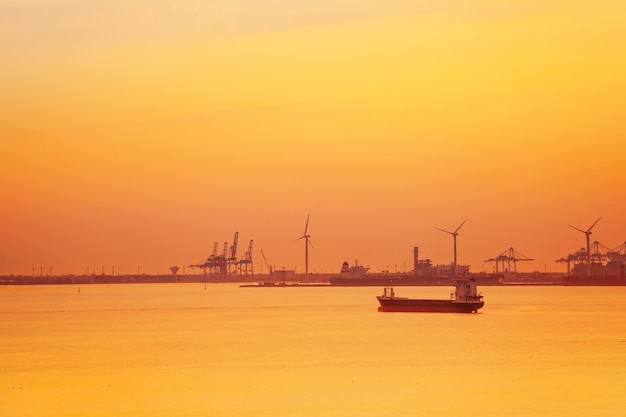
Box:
(2, 0, 625, 276)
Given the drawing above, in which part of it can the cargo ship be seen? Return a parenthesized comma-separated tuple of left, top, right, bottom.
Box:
(563, 276, 626, 285)
(376, 277, 484, 313)
(329, 259, 504, 286)
(329, 261, 427, 286)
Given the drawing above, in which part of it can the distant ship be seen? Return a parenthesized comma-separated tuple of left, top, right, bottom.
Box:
(562, 275, 626, 286)
(376, 277, 484, 313)
(328, 259, 504, 286)
(328, 261, 426, 286)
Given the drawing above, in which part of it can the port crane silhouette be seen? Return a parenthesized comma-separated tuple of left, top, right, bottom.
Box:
(260, 249, 271, 275)
(484, 247, 534, 273)
(436, 218, 468, 277)
(557, 240, 619, 273)
(190, 232, 254, 278)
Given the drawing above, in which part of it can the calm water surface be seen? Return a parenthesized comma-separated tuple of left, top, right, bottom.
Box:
(2, 284, 626, 416)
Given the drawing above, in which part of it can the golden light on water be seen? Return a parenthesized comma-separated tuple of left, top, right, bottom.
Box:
(2, 284, 626, 416)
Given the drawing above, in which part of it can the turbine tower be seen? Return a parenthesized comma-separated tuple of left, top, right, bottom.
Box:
(569, 217, 600, 276)
(296, 215, 314, 281)
(436, 218, 468, 277)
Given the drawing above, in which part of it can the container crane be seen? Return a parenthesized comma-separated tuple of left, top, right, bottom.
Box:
(260, 249, 271, 275)
(484, 247, 533, 272)
(238, 239, 254, 275)
(229, 232, 239, 261)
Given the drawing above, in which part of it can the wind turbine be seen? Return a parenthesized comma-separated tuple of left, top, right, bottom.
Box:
(296, 215, 314, 281)
(569, 217, 601, 276)
(436, 218, 468, 277)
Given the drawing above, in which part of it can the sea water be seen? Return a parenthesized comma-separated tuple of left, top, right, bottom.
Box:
(2, 284, 626, 417)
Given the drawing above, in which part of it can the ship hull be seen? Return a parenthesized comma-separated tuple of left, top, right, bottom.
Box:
(331, 273, 503, 286)
(563, 276, 626, 286)
(377, 297, 484, 313)
(330, 276, 432, 286)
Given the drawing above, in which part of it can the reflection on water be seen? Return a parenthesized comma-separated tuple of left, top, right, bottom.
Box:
(2, 284, 626, 417)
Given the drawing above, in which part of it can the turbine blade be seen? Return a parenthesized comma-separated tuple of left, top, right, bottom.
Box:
(304, 214, 310, 235)
(454, 218, 469, 234)
(587, 217, 601, 233)
(569, 225, 587, 234)
(436, 227, 453, 235)
(307, 239, 316, 251)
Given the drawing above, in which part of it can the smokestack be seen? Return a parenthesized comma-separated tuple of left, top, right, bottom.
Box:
(413, 246, 419, 273)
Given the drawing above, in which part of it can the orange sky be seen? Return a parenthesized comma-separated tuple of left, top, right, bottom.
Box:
(2, 0, 625, 276)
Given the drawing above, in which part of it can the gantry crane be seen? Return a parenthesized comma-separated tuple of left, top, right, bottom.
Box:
(260, 249, 271, 275)
(556, 248, 588, 273)
(229, 232, 239, 261)
(607, 242, 626, 263)
(484, 247, 534, 273)
(190, 232, 251, 278)
(238, 239, 254, 275)
(557, 240, 615, 273)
